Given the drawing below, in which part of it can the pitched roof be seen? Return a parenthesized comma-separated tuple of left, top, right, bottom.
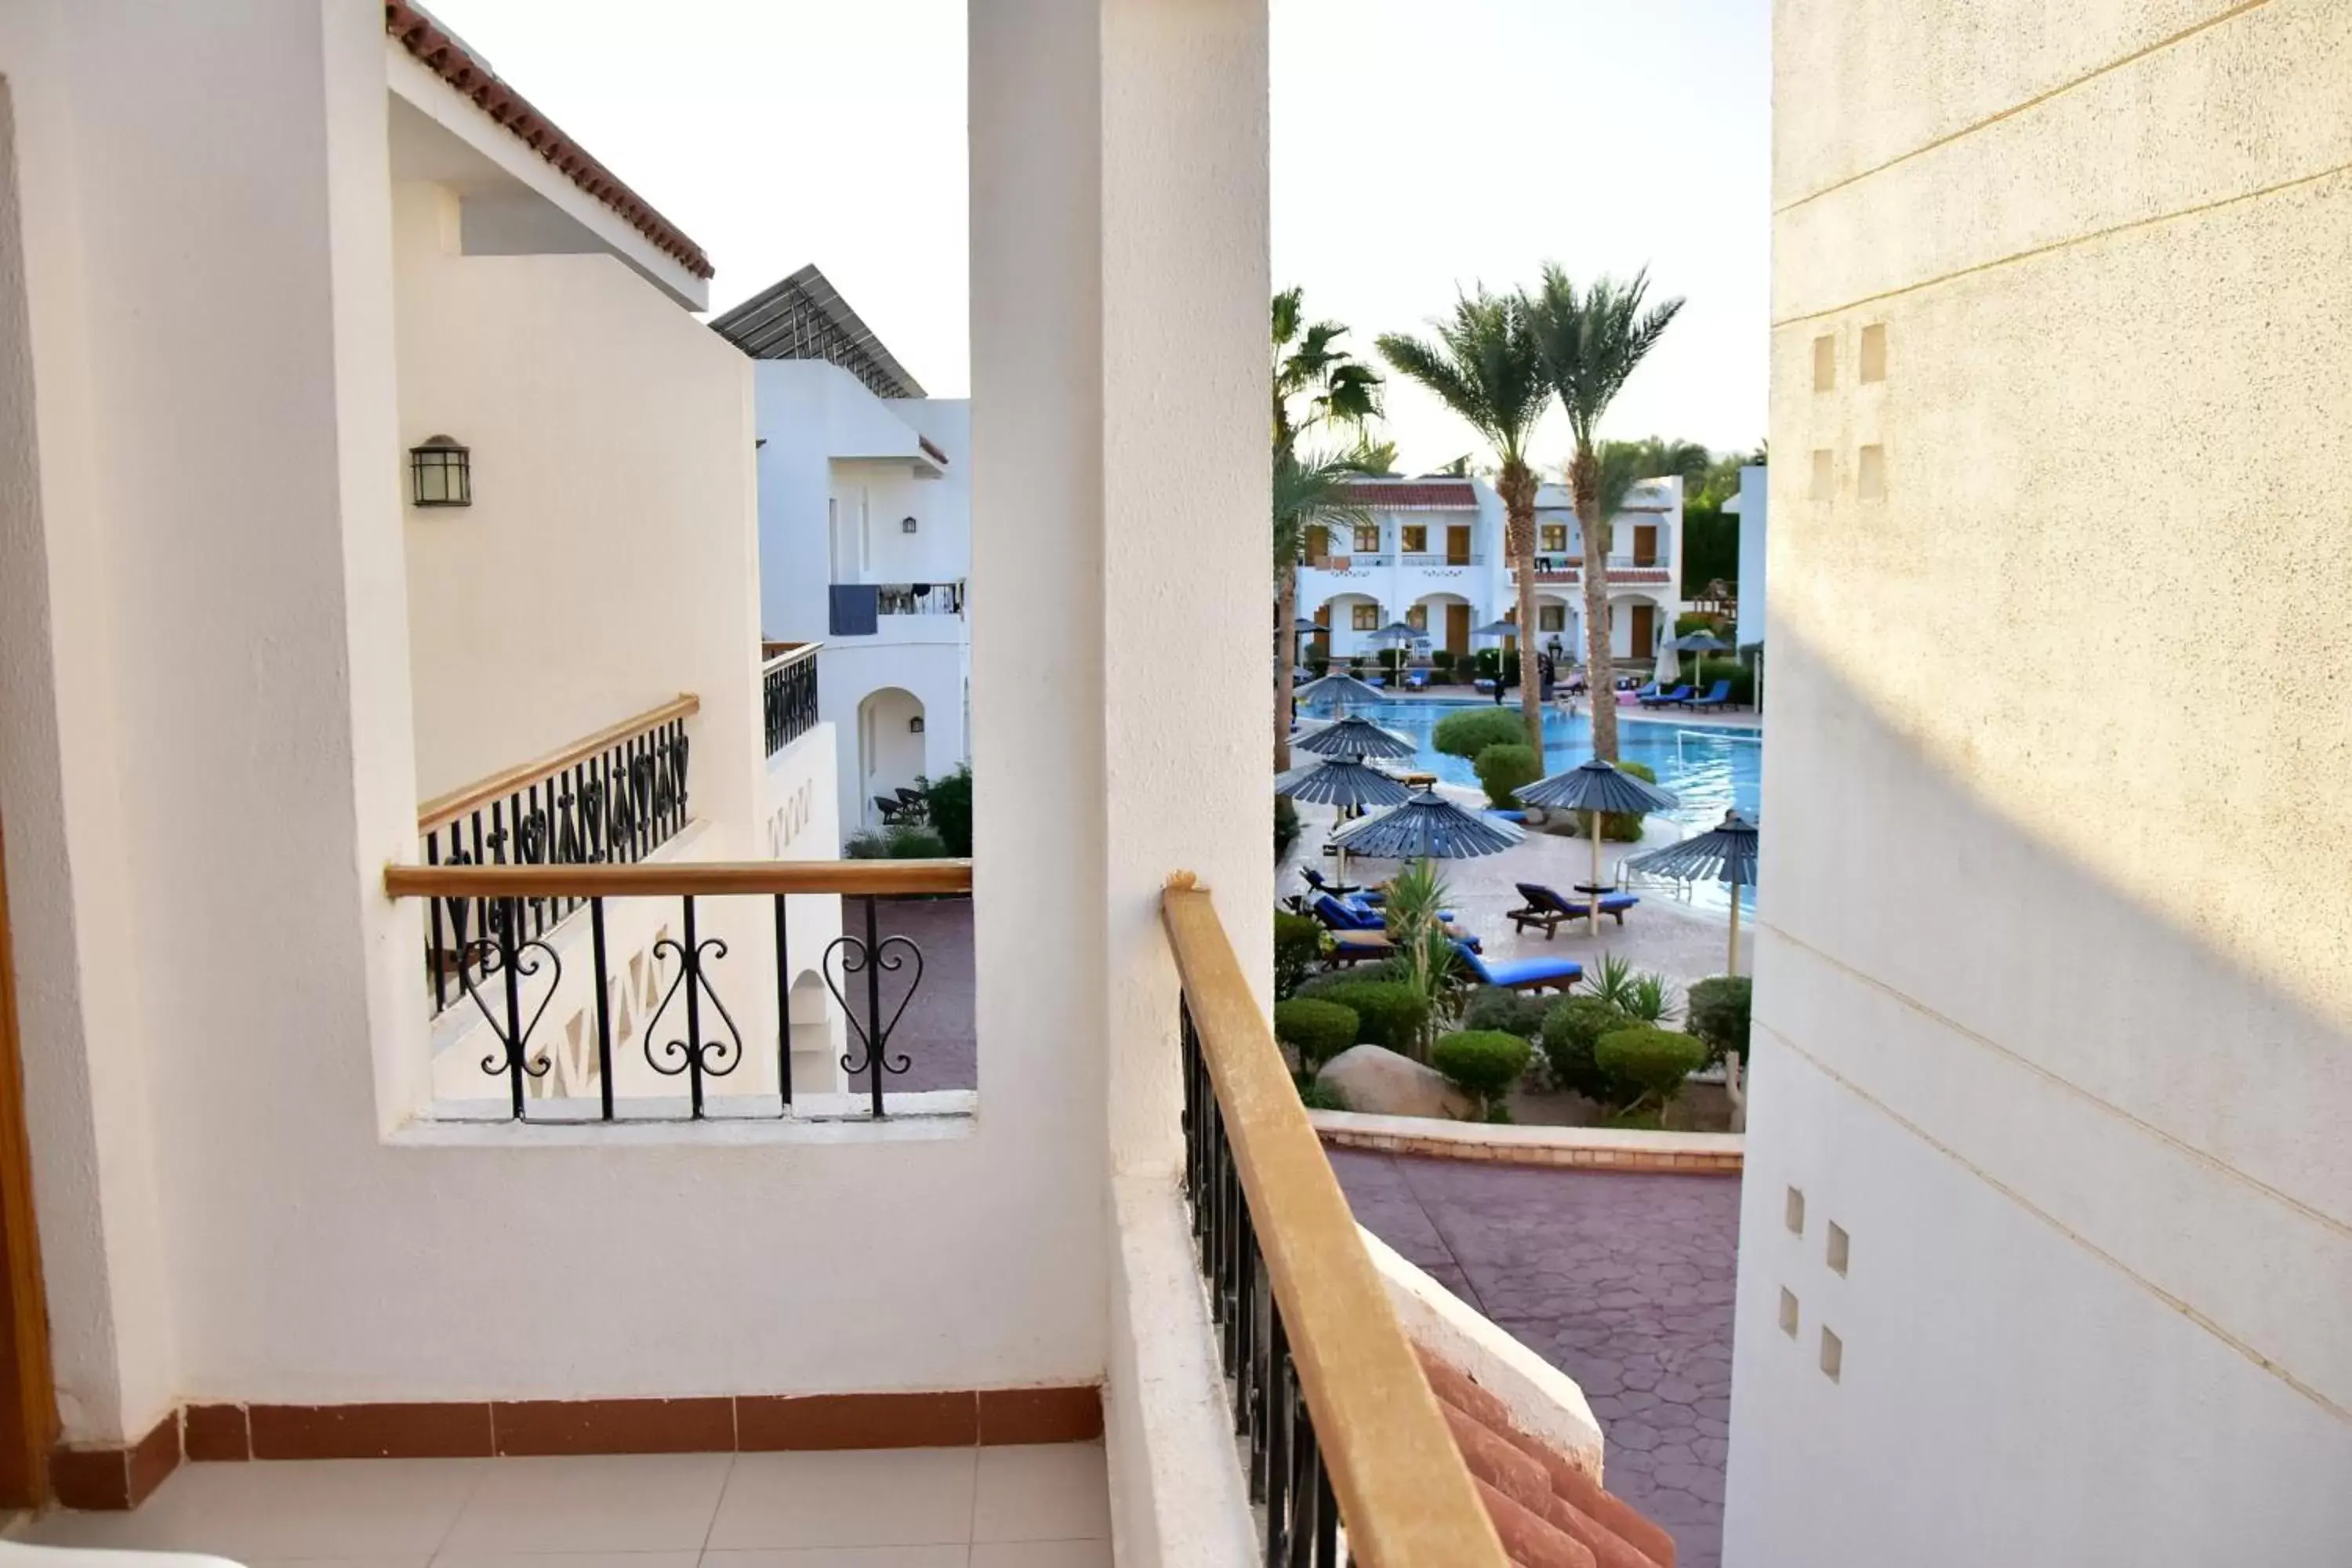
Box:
(708, 265, 927, 400)
(1334, 480, 1480, 510)
(1418, 1344, 1678, 1568)
(384, 3, 714, 280)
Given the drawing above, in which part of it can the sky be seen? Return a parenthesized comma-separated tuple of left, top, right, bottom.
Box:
(421, 0, 1769, 472)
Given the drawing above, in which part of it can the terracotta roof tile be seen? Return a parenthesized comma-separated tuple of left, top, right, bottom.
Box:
(386, 2, 714, 280)
(1417, 1344, 1675, 1568)
(1334, 481, 1479, 509)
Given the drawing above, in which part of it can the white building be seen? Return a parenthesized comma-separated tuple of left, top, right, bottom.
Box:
(716, 268, 973, 833)
(1728, 2, 2351, 1563)
(1726, 462, 1766, 650)
(1298, 474, 1686, 670)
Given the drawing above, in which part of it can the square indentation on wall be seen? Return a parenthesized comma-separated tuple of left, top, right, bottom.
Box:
(1784, 1186, 1806, 1235)
(1778, 1288, 1799, 1338)
(1827, 1222, 1850, 1276)
(1811, 333, 1835, 392)
(1808, 449, 1832, 501)
(1857, 445, 1886, 500)
(1860, 323, 1887, 383)
(1819, 1327, 1844, 1382)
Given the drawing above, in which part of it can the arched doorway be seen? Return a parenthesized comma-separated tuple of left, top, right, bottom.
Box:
(1409, 591, 1475, 659)
(857, 686, 927, 824)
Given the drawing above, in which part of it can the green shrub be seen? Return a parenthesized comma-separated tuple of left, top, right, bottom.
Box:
(1430, 649, 1455, 673)
(1308, 654, 1330, 677)
(1275, 795, 1301, 858)
(1274, 998, 1360, 1068)
(1348, 655, 1367, 677)
(1432, 706, 1524, 760)
(1302, 979, 1428, 1054)
(1378, 648, 1403, 676)
(1273, 909, 1325, 999)
(845, 825, 950, 858)
(1432, 1030, 1534, 1117)
(1541, 996, 1639, 1101)
(1595, 1025, 1708, 1112)
(1472, 742, 1541, 808)
(1675, 611, 1719, 637)
(1299, 1079, 1349, 1112)
(1685, 975, 1752, 1065)
(1461, 985, 1552, 1040)
(923, 765, 973, 857)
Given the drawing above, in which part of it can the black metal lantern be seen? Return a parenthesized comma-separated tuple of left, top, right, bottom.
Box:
(409, 434, 471, 508)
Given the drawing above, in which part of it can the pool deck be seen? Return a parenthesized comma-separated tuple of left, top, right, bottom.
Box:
(1334, 688, 1763, 731)
(1287, 793, 1744, 995)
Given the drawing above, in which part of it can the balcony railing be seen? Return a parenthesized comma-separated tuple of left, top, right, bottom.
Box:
(1162, 881, 1506, 1566)
(1399, 553, 1483, 568)
(879, 580, 965, 616)
(385, 858, 972, 1122)
(416, 697, 695, 1016)
(762, 641, 820, 757)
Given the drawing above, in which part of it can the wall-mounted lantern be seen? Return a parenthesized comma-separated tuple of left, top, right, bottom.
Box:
(909, 716, 926, 734)
(902, 515, 919, 534)
(408, 435, 471, 508)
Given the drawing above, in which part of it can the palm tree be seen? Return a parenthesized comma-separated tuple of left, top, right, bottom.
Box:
(1377, 290, 1552, 755)
(1272, 290, 1383, 768)
(1526, 266, 1684, 761)
(1272, 287, 1382, 457)
(1273, 448, 1370, 768)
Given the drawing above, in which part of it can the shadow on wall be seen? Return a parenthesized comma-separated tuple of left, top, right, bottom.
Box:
(1727, 619, 2351, 1563)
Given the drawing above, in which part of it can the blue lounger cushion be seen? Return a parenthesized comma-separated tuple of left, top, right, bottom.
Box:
(1455, 942, 1582, 990)
(1312, 894, 1384, 931)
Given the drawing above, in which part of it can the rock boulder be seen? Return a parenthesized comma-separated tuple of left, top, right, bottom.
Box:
(1317, 1044, 1475, 1120)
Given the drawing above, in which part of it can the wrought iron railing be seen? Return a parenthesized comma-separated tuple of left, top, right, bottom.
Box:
(1162, 882, 1505, 1567)
(385, 859, 971, 1123)
(877, 581, 965, 616)
(763, 642, 820, 757)
(416, 698, 695, 1015)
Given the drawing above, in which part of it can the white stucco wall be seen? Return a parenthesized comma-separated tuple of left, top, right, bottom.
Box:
(0, 0, 1129, 1444)
(393, 180, 763, 840)
(1729, 2, 2352, 1561)
(1733, 463, 1766, 649)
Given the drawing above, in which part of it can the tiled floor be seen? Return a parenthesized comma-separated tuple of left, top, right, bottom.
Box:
(12, 1445, 1109, 1568)
(1331, 1149, 1739, 1568)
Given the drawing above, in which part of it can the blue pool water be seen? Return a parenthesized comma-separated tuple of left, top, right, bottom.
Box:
(1337, 698, 1762, 829)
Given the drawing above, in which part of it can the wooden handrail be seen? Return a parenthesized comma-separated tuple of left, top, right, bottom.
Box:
(416, 695, 700, 833)
(1160, 885, 1507, 1567)
(761, 640, 821, 670)
(386, 858, 971, 900)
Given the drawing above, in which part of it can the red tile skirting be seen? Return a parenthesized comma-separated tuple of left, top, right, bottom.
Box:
(53, 1385, 1102, 1507)
(250, 1401, 494, 1461)
(53, 1410, 180, 1510)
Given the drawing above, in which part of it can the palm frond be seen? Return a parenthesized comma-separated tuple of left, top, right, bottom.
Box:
(1273, 446, 1374, 572)
(1376, 288, 1550, 468)
(1525, 264, 1686, 449)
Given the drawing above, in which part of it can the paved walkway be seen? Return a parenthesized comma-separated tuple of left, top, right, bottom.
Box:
(1330, 1149, 1740, 1568)
(873, 897, 975, 1092)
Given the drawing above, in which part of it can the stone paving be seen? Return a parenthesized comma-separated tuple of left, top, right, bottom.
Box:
(1330, 1149, 1740, 1568)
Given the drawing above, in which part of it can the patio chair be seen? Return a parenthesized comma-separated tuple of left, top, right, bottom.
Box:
(1404, 668, 1429, 690)
(1639, 684, 1693, 708)
(1326, 924, 1480, 964)
(1311, 894, 1385, 933)
(873, 794, 906, 824)
(1454, 940, 1582, 993)
(1507, 881, 1640, 939)
(1689, 678, 1734, 711)
(1631, 681, 1662, 703)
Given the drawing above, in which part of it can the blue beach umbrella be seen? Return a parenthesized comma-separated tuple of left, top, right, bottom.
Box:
(1294, 715, 1417, 761)
(1515, 759, 1682, 934)
(1671, 630, 1730, 685)
(1294, 672, 1386, 711)
(1330, 790, 1523, 862)
(1628, 810, 1760, 974)
(1276, 757, 1416, 891)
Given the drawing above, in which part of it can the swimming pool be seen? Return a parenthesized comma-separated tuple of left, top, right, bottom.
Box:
(1334, 698, 1762, 826)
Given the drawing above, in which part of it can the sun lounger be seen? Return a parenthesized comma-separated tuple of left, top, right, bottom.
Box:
(1631, 681, 1662, 702)
(1506, 882, 1640, 938)
(1689, 678, 1733, 711)
(1454, 941, 1582, 993)
(1473, 677, 1496, 693)
(1639, 684, 1693, 708)
(1311, 894, 1385, 932)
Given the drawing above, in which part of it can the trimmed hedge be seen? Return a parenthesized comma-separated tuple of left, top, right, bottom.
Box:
(1461, 985, 1552, 1040)
(1685, 975, 1752, 1065)
(1432, 1030, 1534, 1116)
(1275, 794, 1301, 858)
(924, 766, 974, 856)
(1300, 978, 1428, 1054)
(1595, 1025, 1708, 1110)
(1274, 998, 1359, 1069)
(846, 825, 949, 858)
(1540, 996, 1639, 1101)
(1273, 909, 1324, 1000)
(1473, 742, 1541, 808)
(1432, 706, 1524, 760)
